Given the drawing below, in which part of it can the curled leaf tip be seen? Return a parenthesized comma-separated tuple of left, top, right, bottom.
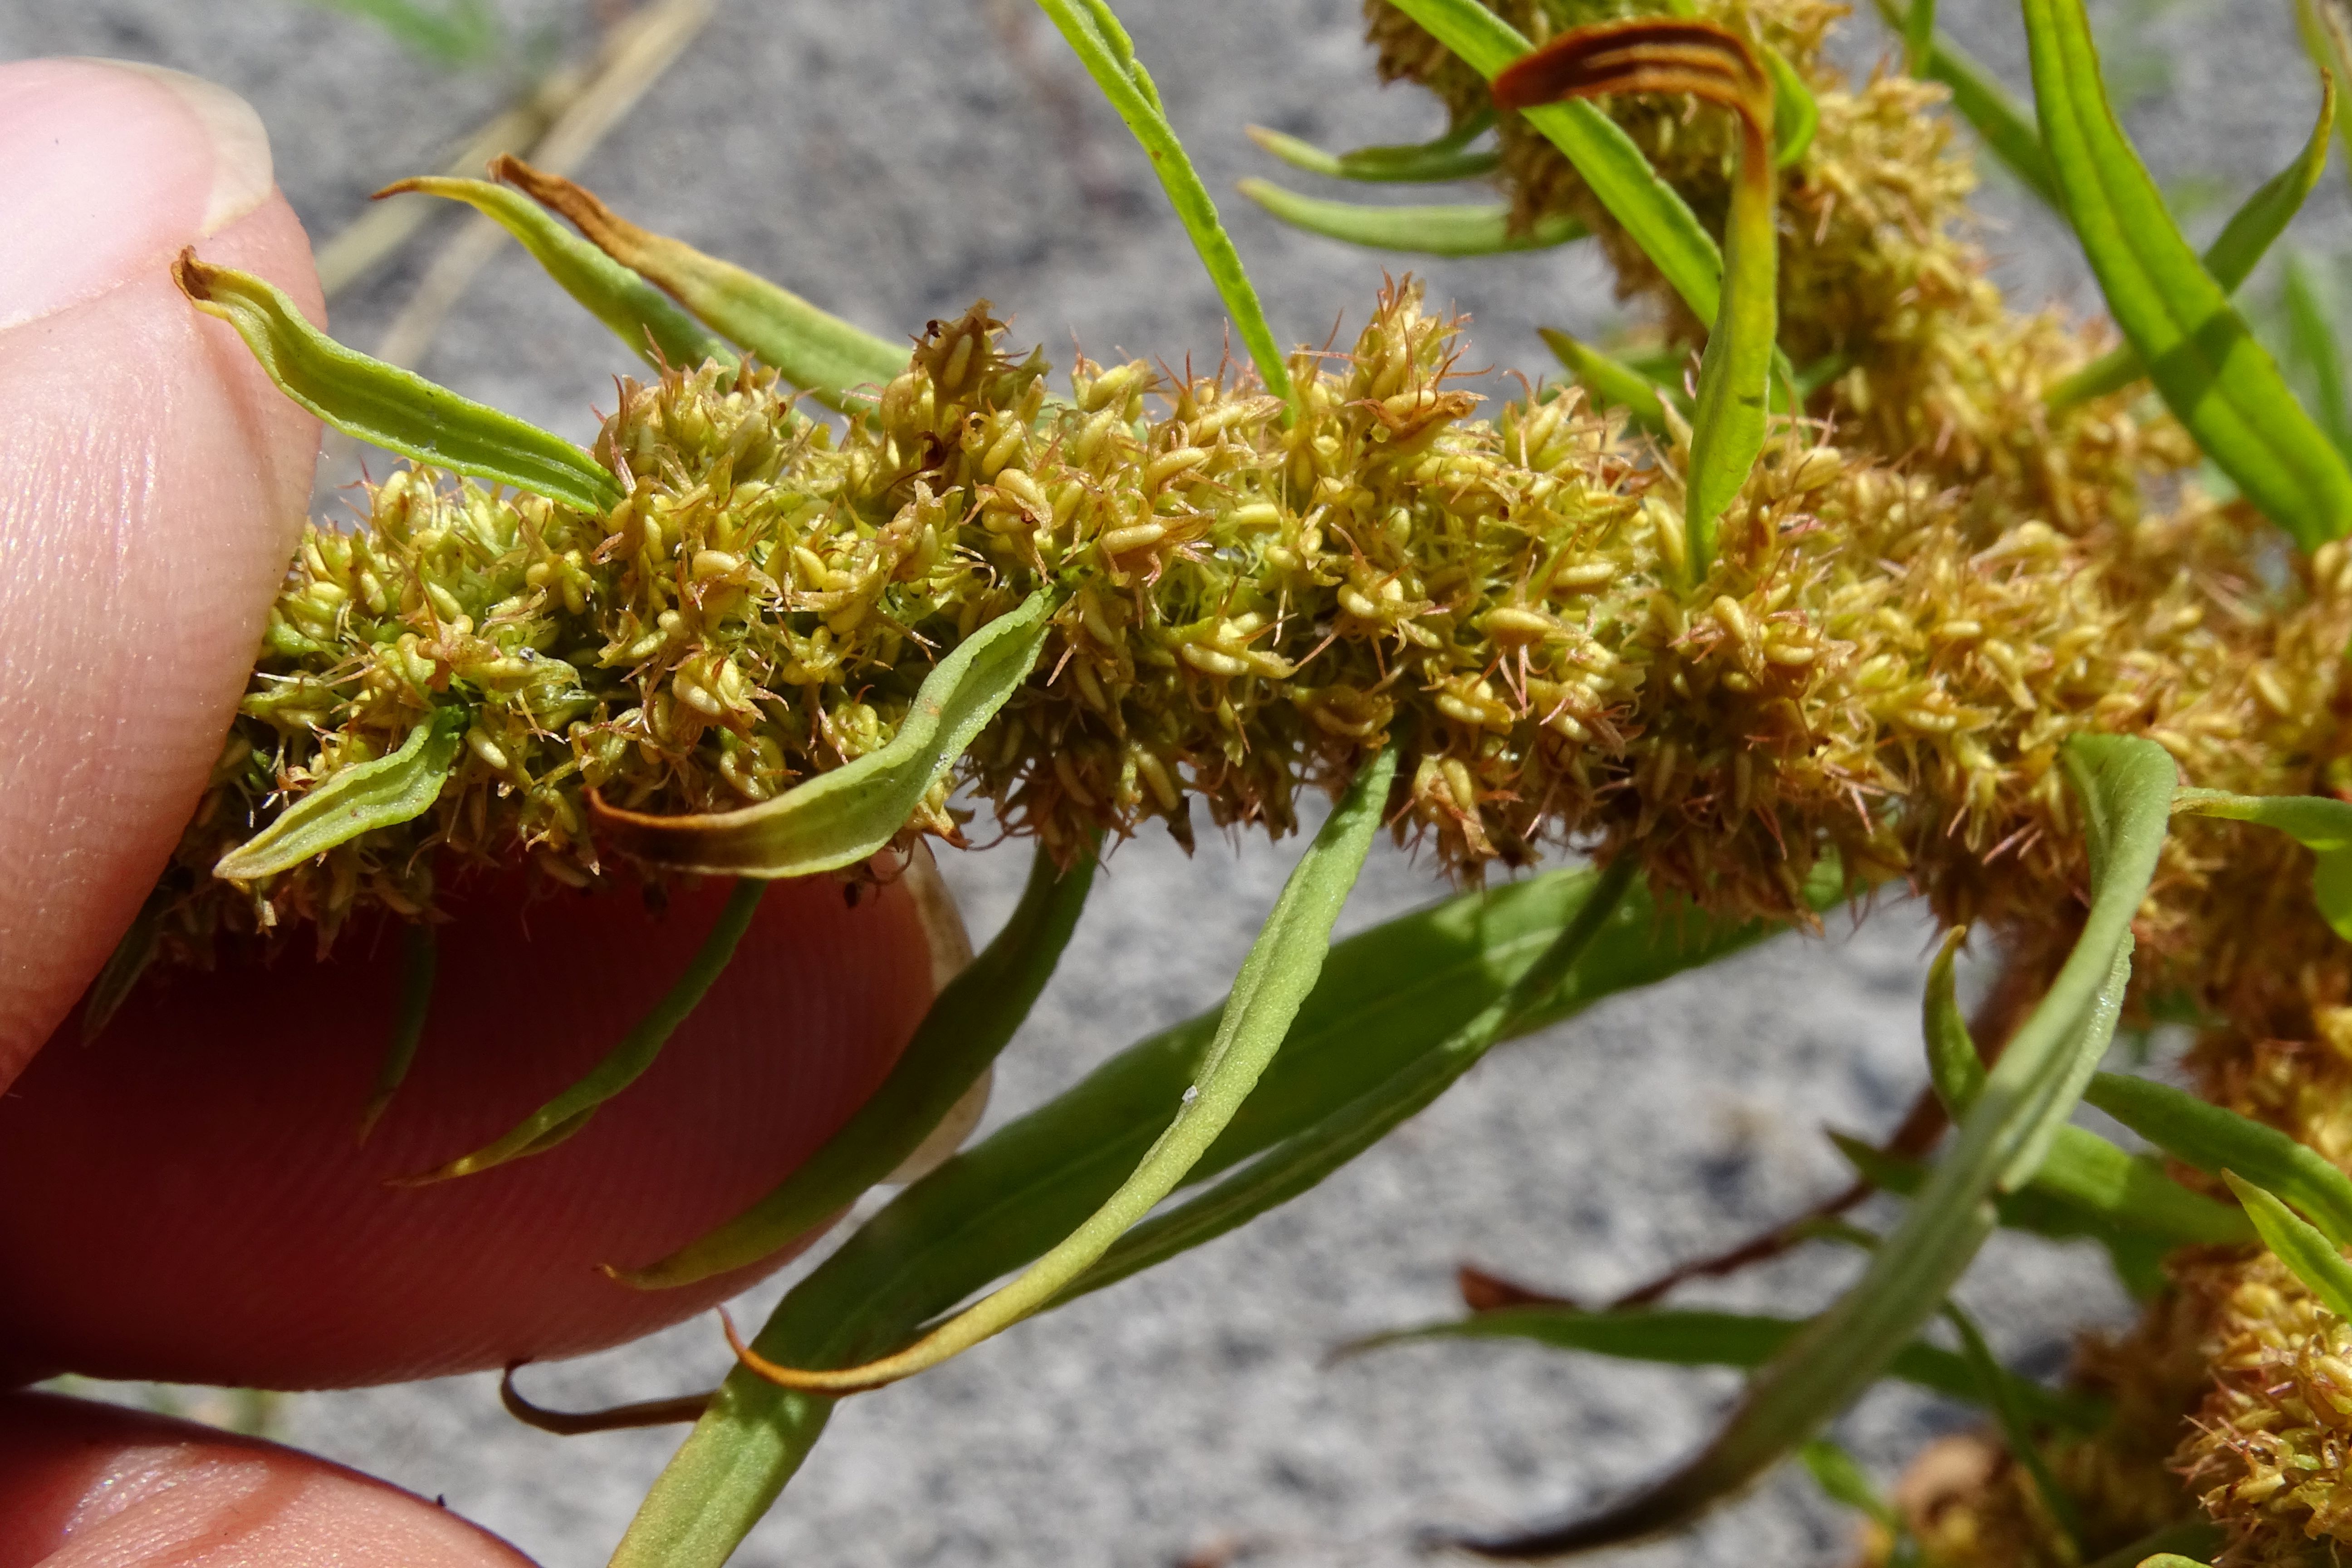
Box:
(588, 590, 1054, 878)
(721, 1306, 895, 1396)
(1491, 19, 1773, 138)
(500, 1361, 712, 1435)
(176, 251, 623, 514)
(1491, 19, 1778, 583)
(1456, 1264, 1575, 1313)
(170, 246, 214, 300)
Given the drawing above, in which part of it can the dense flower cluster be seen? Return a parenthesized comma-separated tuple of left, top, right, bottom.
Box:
(1365, 0, 2192, 527)
(172, 277, 2352, 1040)
(2173, 1248, 2352, 1564)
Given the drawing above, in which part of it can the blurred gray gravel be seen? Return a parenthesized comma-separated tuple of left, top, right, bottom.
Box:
(0, 0, 2333, 1562)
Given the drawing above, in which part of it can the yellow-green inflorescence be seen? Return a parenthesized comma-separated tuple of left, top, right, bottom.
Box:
(172, 280, 2352, 999)
(151, 0, 2352, 1558)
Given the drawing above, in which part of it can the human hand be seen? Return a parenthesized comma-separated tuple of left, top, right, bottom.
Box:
(0, 58, 947, 1564)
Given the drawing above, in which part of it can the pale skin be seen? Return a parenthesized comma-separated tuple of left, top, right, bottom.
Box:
(0, 59, 931, 1563)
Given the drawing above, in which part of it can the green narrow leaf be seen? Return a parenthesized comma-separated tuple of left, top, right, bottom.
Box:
(81, 895, 162, 1042)
(1244, 114, 1499, 181)
(1760, 48, 1818, 170)
(1486, 21, 1779, 578)
(1540, 328, 1674, 433)
(1833, 1125, 2253, 1250)
(611, 839, 1098, 1289)
(1448, 735, 2175, 1558)
(2224, 1171, 2352, 1318)
(395, 880, 765, 1184)
(1388, 0, 1725, 323)
(1931, 38, 2063, 207)
(1345, 1304, 2103, 1431)
(610, 859, 1844, 1568)
(2205, 87, 2335, 297)
(213, 708, 466, 882)
(2293, 0, 2352, 169)
(1034, 0, 1296, 417)
(174, 256, 622, 514)
(1795, 350, 1851, 400)
(590, 590, 1055, 877)
(721, 748, 1399, 1394)
(2173, 786, 2352, 938)
(1943, 1304, 2086, 1548)
(1051, 857, 1641, 1307)
(1921, 928, 1987, 1114)
(2049, 79, 2335, 410)
(2029, 1130, 2254, 1245)
(1868, 0, 2061, 207)
(2083, 1070, 2352, 1244)
(1798, 1441, 1903, 1538)
(1903, 0, 1937, 77)
(490, 157, 904, 411)
(377, 176, 733, 370)
(2024, 0, 2352, 549)
(1236, 179, 1587, 255)
(358, 924, 437, 1142)
(2286, 253, 2352, 457)
(299, 0, 498, 66)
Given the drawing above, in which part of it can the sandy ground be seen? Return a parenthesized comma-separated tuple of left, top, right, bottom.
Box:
(0, 0, 2335, 1562)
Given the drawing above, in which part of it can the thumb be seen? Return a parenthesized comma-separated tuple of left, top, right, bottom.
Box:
(0, 59, 323, 1090)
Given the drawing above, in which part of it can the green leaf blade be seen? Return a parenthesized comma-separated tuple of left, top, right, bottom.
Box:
(717, 748, 1400, 1394)
(2048, 78, 2333, 411)
(1762, 48, 1818, 169)
(590, 591, 1055, 877)
(381, 176, 734, 371)
(2286, 253, 2352, 458)
(1868, 0, 2062, 208)
(1034, 0, 1296, 416)
(612, 840, 1098, 1289)
(176, 257, 621, 514)
(2083, 1070, 2352, 1245)
(2024, 0, 2352, 549)
(1540, 328, 1674, 433)
(1386, 0, 1725, 323)
(213, 709, 466, 882)
(2173, 787, 2352, 936)
(1681, 111, 1777, 575)
(1245, 117, 1500, 182)
(2225, 1171, 2352, 1319)
(397, 879, 766, 1184)
(1236, 179, 1586, 256)
(1943, 1304, 2086, 1548)
(611, 861, 1843, 1568)
(491, 157, 903, 410)
(1449, 736, 2175, 1558)
(1352, 1303, 2100, 1432)
(1054, 857, 1641, 1306)
(358, 924, 439, 1141)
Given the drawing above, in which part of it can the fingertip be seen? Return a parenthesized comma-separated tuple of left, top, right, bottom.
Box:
(0, 58, 277, 331)
(0, 1392, 533, 1567)
(0, 62, 321, 1088)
